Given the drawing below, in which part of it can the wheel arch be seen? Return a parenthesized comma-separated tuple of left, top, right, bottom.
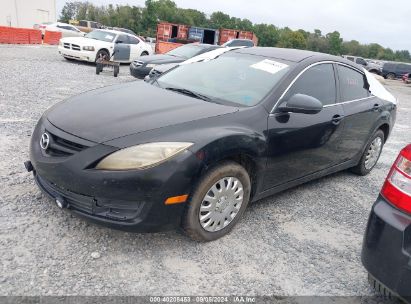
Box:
(378, 123, 390, 143)
(96, 48, 110, 60)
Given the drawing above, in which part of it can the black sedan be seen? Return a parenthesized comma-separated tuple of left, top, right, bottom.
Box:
(129, 43, 221, 79)
(27, 47, 397, 241)
(362, 144, 411, 303)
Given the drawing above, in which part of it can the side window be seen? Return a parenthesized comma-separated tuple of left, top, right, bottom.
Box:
(337, 65, 370, 101)
(356, 58, 367, 66)
(116, 34, 129, 44)
(346, 56, 354, 62)
(128, 36, 140, 45)
(79, 21, 87, 27)
(284, 63, 336, 106)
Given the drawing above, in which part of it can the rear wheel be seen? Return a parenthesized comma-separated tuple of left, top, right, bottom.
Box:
(386, 73, 396, 80)
(182, 161, 251, 242)
(351, 130, 384, 176)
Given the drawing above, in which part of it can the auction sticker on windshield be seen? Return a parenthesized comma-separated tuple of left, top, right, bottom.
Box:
(251, 59, 288, 74)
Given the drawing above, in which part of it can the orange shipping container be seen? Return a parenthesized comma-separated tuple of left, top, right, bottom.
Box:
(219, 28, 258, 46)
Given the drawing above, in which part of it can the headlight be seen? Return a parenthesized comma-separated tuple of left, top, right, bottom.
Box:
(95, 142, 193, 170)
(83, 46, 95, 51)
(59, 40, 63, 46)
(146, 63, 157, 68)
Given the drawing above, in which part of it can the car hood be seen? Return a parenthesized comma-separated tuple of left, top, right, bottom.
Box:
(60, 36, 106, 46)
(46, 82, 238, 143)
(135, 54, 185, 65)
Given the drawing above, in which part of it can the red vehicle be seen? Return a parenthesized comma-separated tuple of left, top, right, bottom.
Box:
(402, 73, 411, 84)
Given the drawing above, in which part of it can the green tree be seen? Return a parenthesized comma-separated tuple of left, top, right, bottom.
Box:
(277, 29, 307, 49)
(326, 31, 342, 55)
(58, 1, 411, 62)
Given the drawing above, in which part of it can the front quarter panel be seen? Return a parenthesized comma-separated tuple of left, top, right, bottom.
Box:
(105, 107, 269, 198)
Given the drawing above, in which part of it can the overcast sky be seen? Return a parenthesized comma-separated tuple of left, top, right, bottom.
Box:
(56, 0, 409, 51)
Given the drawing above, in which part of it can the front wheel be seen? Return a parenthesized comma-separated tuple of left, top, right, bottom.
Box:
(386, 73, 396, 80)
(182, 161, 251, 242)
(351, 130, 384, 176)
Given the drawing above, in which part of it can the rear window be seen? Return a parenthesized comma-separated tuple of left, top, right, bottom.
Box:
(337, 65, 370, 101)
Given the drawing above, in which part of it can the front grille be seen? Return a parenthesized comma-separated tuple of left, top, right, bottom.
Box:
(45, 131, 89, 157)
(63, 43, 70, 49)
(133, 60, 144, 67)
(35, 174, 144, 221)
(36, 174, 94, 214)
(71, 44, 80, 51)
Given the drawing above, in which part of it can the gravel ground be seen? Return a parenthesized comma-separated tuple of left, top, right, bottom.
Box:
(0, 45, 410, 299)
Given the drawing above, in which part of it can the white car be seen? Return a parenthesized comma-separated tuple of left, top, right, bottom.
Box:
(58, 29, 153, 63)
(44, 22, 85, 38)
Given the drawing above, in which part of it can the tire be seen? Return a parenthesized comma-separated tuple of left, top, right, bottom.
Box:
(114, 66, 119, 77)
(182, 161, 251, 242)
(386, 73, 396, 80)
(95, 49, 109, 63)
(351, 130, 384, 176)
(64, 57, 74, 61)
(141, 51, 149, 56)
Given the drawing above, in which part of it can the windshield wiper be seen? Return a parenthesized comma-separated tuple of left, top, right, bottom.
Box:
(165, 87, 212, 102)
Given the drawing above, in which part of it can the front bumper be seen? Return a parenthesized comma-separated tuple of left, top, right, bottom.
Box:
(362, 195, 411, 303)
(58, 45, 95, 62)
(129, 63, 152, 79)
(29, 118, 203, 232)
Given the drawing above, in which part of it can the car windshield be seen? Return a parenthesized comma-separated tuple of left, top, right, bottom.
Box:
(167, 45, 204, 59)
(156, 53, 292, 107)
(85, 30, 116, 43)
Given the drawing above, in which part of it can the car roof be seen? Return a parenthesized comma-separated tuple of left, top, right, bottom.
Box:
(234, 47, 344, 63)
(93, 28, 136, 37)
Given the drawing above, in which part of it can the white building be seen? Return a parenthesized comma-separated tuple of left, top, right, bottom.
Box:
(0, 0, 56, 28)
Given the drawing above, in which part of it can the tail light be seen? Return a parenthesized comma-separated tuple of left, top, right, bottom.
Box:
(381, 144, 411, 214)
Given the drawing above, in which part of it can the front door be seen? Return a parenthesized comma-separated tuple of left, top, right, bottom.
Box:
(114, 34, 131, 61)
(263, 63, 346, 190)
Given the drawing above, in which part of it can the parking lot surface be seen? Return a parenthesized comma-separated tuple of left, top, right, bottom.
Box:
(0, 45, 410, 298)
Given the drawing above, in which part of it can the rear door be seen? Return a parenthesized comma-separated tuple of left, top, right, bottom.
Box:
(128, 35, 143, 60)
(263, 63, 346, 190)
(335, 63, 379, 161)
(114, 34, 131, 62)
(396, 64, 411, 77)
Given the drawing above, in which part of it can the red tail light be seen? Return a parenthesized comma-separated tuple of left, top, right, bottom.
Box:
(381, 144, 411, 214)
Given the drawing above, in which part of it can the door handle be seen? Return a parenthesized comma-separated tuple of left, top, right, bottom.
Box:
(332, 114, 344, 125)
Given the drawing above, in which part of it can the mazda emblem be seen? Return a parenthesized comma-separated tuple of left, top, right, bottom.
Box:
(40, 133, 50, 150)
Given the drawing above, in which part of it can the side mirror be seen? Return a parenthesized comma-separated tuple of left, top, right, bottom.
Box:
(116, 40, 123, 44)
(278, 94, 323, 114)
